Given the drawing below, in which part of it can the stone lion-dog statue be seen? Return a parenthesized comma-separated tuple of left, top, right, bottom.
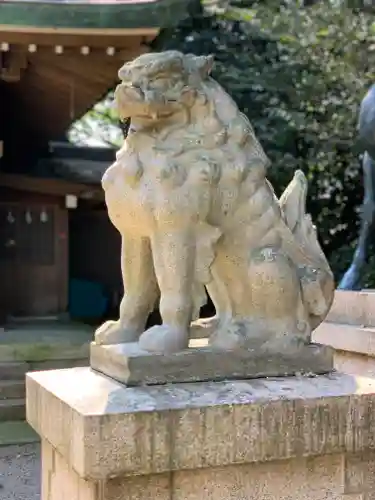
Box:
(95, 50, 334, 355)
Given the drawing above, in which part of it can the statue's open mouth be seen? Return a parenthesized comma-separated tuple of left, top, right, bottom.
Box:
(135, 110, 175, 120)
(115, 81, 181, 123)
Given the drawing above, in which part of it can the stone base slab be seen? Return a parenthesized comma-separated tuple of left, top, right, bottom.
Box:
(90, 341, 334, 386)
(312, 290, 375, 378)
(326, 289, 375, 326)
(313, 321, 375, 356)
(26, 367, 375, 482)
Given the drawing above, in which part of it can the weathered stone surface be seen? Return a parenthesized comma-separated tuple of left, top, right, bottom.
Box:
(325, 290, 375, 327)
(0, 361, 30, 380)
(94, 50, 334, 359)
(313, 322, 375, 357)
(0, 380, 25, 399)
(42, 440, 363, 500)
(311, 290, 375, 378)
(27, 367, 375, 480)
(0, 421, 39, 446)
(0, 398, 25, 422)
(90, 340, 334, 385)
(0, 342, 89, 363)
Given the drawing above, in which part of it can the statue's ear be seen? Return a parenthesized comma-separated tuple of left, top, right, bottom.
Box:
(118, 63, 130, 82)
(195, 55, 214, 78)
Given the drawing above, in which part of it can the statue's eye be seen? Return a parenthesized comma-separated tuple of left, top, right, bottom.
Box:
(149, 78, 170, 89)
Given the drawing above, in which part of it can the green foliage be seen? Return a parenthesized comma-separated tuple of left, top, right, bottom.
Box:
(153, 1, 375, 282)
(69, 94, 122, 148)
(71, 0, 375, 284)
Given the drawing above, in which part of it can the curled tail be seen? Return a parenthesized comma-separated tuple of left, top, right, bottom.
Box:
(279, 170, 335, 329)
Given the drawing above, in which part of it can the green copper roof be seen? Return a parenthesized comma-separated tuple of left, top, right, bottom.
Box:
(0, 0, 192, 30)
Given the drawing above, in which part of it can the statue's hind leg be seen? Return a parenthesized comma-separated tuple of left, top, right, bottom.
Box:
(248, 247, 310, 348)
(210, 246, 310, 351)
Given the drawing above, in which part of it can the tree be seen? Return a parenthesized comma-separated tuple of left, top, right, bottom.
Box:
(69, 93, 122, 148)
(153, 1, 375, 282)
(71, 0, 375, 284)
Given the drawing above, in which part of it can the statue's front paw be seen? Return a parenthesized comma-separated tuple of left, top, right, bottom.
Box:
(95, 320, 140, 345)
(138, 324, 189, 354)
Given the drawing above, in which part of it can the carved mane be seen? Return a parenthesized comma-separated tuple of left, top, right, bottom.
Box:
(122, 52, 269, 189)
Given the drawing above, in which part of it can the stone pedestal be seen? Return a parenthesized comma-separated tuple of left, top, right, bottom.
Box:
(90, 341, 334, 385)
(26, 367, 375, 500)
(313, 290, 375, 377)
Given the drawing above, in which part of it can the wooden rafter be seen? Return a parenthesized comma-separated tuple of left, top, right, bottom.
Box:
(0, 173, 104, 201)
(0, 48, 27, 82)
(0, 34, 149, 140)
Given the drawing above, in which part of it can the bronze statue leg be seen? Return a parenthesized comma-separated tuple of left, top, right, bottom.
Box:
(339, 152, 375, 290)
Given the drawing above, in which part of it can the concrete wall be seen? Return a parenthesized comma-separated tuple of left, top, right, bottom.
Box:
(312, 290, 375, 378)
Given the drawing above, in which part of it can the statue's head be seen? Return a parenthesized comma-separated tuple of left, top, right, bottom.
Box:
(115, 51, 214, 128)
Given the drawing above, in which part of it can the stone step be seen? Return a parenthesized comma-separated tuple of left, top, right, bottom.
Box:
(0, 380, 25, 400)
(313, 322, 375, 357)
(29, 358, 88, 372)
(326, 290, 375, 327)
(0, 359, 88, 382)
(0, 421, 39, 446)
(0, 399, 25, 422)
(0, 341, 90, 363)
(0, 361, 29, 380)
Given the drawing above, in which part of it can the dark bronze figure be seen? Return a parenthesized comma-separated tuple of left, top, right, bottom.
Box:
(339, 84, 375, 290)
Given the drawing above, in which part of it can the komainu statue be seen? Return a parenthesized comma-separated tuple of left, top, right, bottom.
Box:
(95, 51, 335, 355)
